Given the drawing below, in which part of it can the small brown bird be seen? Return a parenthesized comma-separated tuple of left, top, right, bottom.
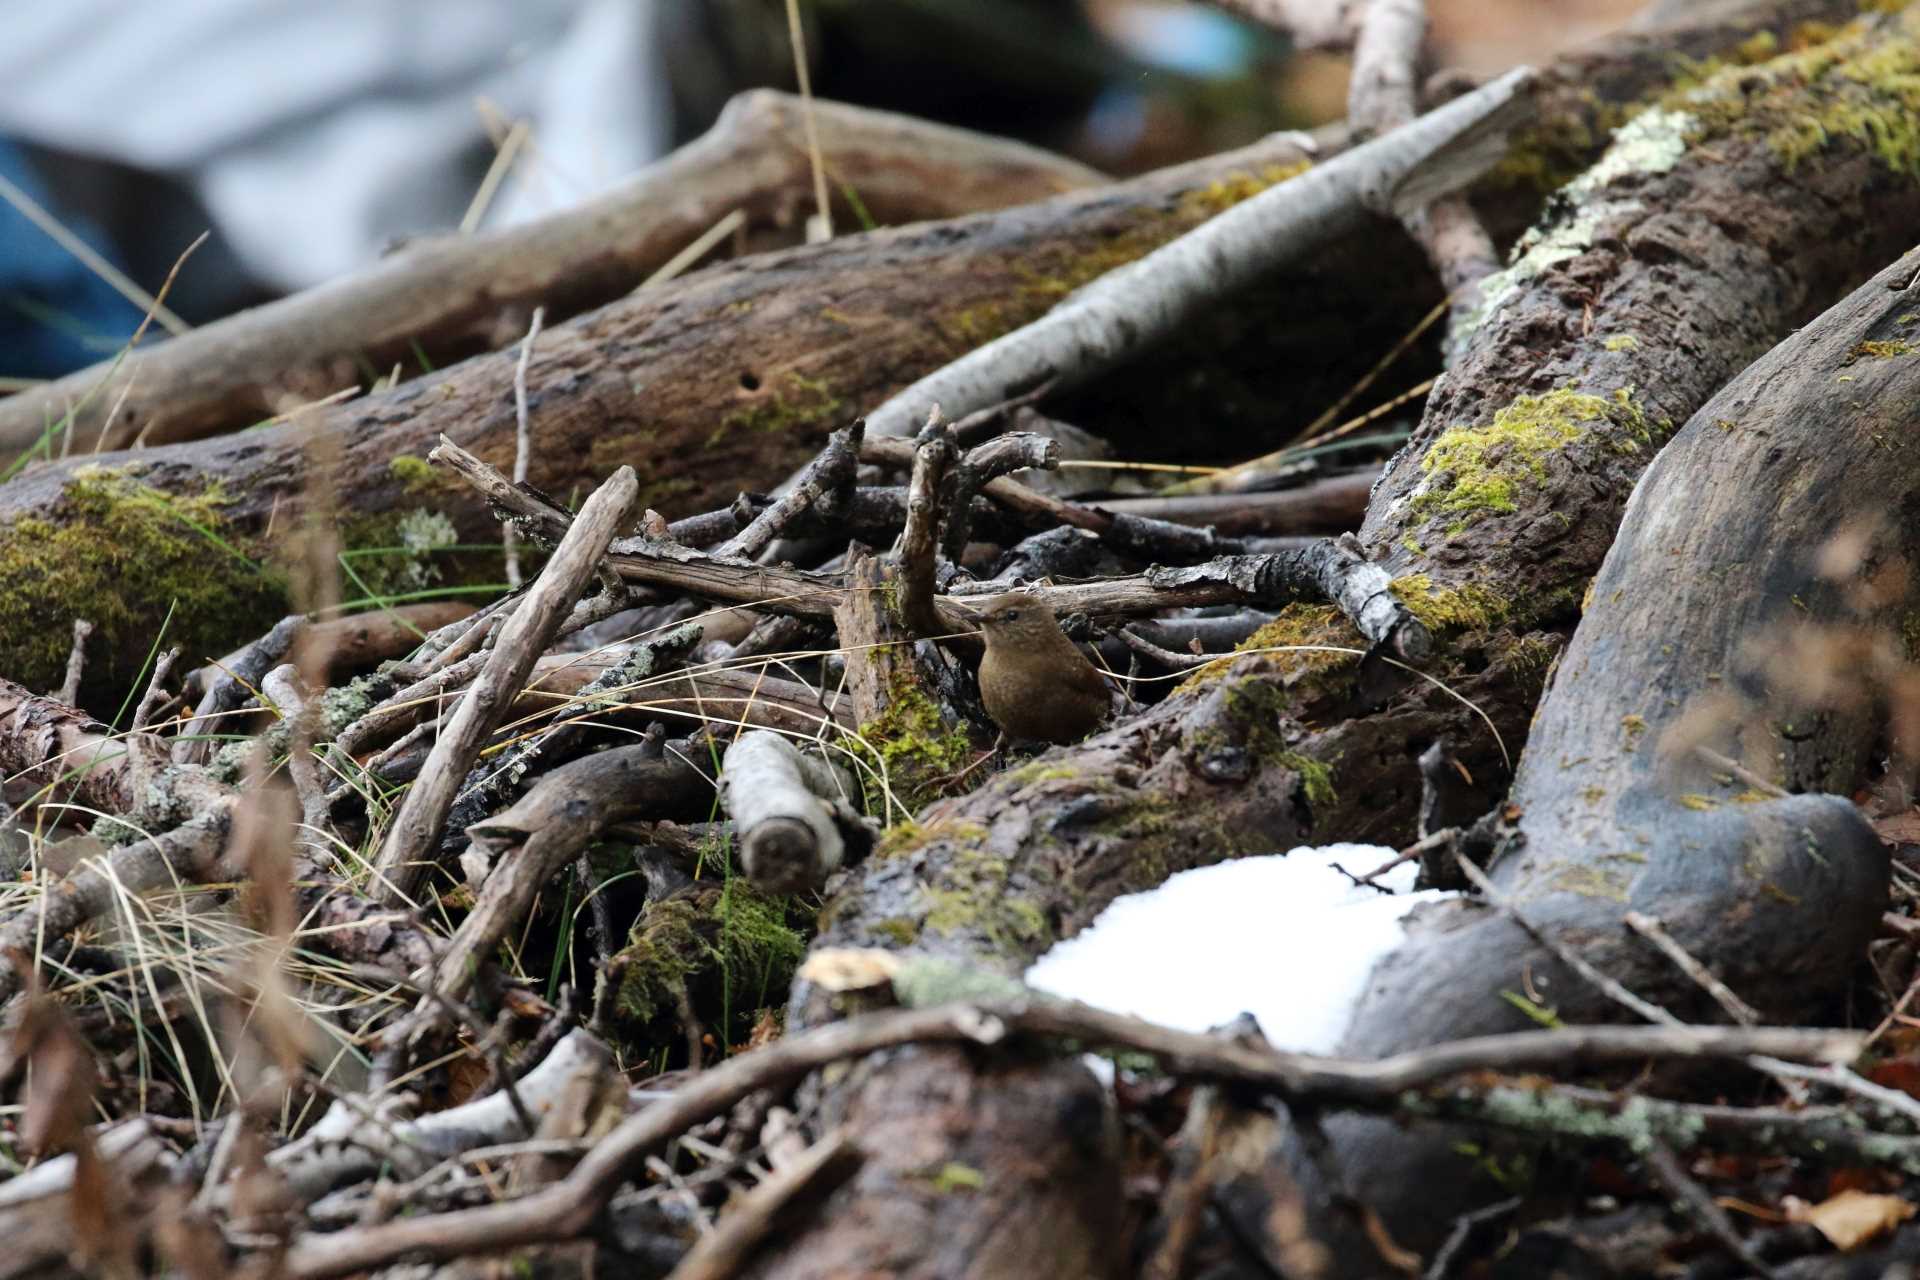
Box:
(970, 595, 1114, 745)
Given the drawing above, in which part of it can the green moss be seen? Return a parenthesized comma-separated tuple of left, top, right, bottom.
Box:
(1677, 7, 1920, 180)
(921, 848, 1050, 950)
(1412, 389, 1653, 532)
(1852, 339, 1916, 358)
(873, 814, 989, 862)
(714, 371, 847, 444)
(1003, 761, 1083, 787)
(872, 917, 920, 946)
(1390, 574, 1511, 633)
(387, 454, 437, 492)
(614, 879, 807, 1045)
(1178, 603, 1355, 692)
(1276, 751, 1337, 812)
(0, 467, 288, 701)
(844, 672, 976, 815)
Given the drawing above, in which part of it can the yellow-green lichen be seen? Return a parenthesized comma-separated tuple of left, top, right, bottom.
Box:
(1676, 6, 1920, 180)
(1603, 335, 1639, 351)
(387, 454, 437, 492)
(1852, 339, 1916, 359)
(1390, 574, 1512, 633)
(1412, 389, 1653, 533)
(0, 467, 288, 700)
(1677, 793, 1720, 811)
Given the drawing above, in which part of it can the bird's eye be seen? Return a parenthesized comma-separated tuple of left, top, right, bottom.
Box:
(1003, 610, 1021, 622)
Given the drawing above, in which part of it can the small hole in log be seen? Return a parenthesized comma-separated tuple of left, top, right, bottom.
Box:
(739, 372, 762, 392)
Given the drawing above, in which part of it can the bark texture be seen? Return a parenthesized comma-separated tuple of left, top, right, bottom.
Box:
(760, 7, 1920, 1275)
(0, 91, 1105, 459)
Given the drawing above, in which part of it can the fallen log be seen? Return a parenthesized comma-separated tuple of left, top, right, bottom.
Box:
(0, 91, 1106, 460)
(0, 0, 1861, 700)
(1322, 242, 1919, 1260)
(759, 7, 1920, 1276)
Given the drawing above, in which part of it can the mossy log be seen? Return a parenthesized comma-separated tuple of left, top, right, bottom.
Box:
(0, 90, 1108, 460)
(1321, 232, 1918, 1275)
(0, 0, 1862, 702)
(757, 7, 1920, 1277)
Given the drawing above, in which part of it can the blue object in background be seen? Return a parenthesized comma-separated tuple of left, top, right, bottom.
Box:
(0, 138, 145, 379)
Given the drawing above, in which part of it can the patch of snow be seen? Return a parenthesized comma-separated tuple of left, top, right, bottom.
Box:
(1025, 844, 1458, 1055)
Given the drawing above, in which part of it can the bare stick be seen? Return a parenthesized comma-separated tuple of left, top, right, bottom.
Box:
(128, 646, 182, 733)
(369, 466, 639, 904)
(55, 619, 92, 705)
(281, 998, 1857, 1279)
(1641, 1142, 1779, 1280)
(174, 614, 304, 765)
(262, 664, 332, 861)
(504, 307, 546, 589)
(898, 413, 955, 637)
(714, 420, 863, 561)
(1348, 0, 1500, 335)
(721, 732, 857, 893)
(1623, 911, 1762, 1026)
(667, 1130, 863, 1280)
(857, 68, 1530, 438)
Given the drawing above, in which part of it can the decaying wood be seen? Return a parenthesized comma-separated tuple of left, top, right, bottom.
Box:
(0, 3, 1909, 1276)
(277, 991, 1867, 1279)
(0, 91, 1104, 459)
(1316, 248, 1920, 1254)
(720, 732, 861, 893)
(0, 1, 1866, 698)
(766, 8, 1920, 1274)
(432, 745, 713, 1003)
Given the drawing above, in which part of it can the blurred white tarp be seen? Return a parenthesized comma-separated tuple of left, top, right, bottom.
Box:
(0, 0, 674, 289)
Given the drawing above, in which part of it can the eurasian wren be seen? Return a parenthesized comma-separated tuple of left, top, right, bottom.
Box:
(971, 595, 1112, 745)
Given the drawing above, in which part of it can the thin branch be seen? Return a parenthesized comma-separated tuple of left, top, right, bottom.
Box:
(857, 68, 1531, 438)
(504, 306, 546, 589)
(281, 998, 1863, 1279)
(369, 466, 639, 904)
(55, 619, 92, 705)
(129, 645, 182, 733)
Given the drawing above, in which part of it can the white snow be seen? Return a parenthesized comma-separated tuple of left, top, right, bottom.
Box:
(1024, 844, 1458, 1055)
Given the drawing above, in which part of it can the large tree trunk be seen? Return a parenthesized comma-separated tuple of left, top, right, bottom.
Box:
(757, 6, 1920, 1276)
(1321, 236, 1915, 1273)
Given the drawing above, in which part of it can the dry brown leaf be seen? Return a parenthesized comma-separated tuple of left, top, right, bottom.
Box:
(1788, 1189, 1917, 1251)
